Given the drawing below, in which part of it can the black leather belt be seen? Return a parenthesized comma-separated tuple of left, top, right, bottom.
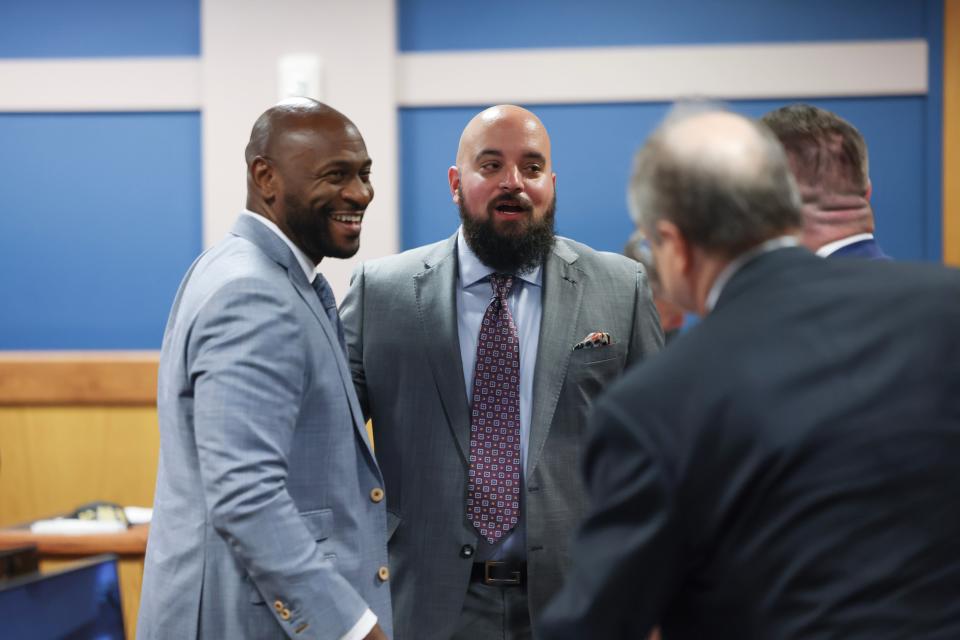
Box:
(471, 561, 526, 586)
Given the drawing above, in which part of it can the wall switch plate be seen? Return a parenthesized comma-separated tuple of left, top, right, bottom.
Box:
(278, 54, 324, 101)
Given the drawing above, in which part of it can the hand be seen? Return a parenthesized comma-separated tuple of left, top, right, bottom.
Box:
(363, 623, 388, 640)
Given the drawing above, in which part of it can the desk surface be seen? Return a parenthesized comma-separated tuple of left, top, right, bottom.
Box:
(0, 523, 148, 555)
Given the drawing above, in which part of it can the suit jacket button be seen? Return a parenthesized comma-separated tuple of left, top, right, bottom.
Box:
(280, 608, 291, 621)
(378, 566, 390, 582)
(370, 487, 384, 503)
(274, 600, 284, 612)
(460, 544, 475, 558)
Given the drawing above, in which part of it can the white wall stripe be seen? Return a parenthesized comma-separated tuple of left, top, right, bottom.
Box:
(0, 40, 927, 114)
(397, 40, 928, 106)
(0, 58, 201, 111)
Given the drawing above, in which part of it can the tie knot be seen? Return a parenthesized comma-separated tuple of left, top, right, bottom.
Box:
(489, 273, 514, 301)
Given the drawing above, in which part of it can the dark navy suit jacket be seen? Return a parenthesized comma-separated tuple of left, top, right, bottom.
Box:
(540, 248, 960, 639)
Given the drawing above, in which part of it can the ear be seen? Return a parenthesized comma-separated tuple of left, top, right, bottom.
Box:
(864, 178, 872, 202)
(655, 219, 692, 275)
(448, 165, 461, 204)
(250, 157, 277, 201)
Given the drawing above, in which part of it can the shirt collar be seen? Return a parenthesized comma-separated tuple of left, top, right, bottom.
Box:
(456, 227, 543, 289)
(815, 233, 874, 258)
(242, 210, 318, 284)
(704, 235, 798, 312)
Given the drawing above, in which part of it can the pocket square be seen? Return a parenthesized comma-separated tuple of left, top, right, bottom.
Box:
(573, 331, 612, 350)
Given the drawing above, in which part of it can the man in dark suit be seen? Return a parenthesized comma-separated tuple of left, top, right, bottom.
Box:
(539, 108, 960, 639)
(340, 105, 663, 639)
(762, 103, 889, 259)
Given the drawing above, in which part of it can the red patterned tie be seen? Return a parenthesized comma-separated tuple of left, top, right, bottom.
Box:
(467, 274, 522, 544)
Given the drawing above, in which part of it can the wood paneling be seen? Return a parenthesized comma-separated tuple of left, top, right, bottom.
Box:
(0, 407, 159, 528)
(946, 0, 960, 266)
(0, 352, 158, 405)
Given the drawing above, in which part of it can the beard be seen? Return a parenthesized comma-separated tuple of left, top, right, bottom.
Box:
(459, 189, 556, 274)
(283, 192, 360, 262)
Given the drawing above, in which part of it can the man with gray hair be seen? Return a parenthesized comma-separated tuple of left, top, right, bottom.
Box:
(761, 103, 889, 259)
(539, 109, 960, 639)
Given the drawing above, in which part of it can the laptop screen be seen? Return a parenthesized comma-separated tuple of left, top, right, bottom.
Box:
(0, 554, 125, 639)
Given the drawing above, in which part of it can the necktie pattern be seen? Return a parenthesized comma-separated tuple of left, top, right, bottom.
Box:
(467, 274, 522, 544)
(312, 274, 347, 357)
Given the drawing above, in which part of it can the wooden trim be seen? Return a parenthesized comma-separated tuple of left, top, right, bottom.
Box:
(0, 523, 148, 556)
(0, 352, 159, 406)
(946, 0, 960, 266)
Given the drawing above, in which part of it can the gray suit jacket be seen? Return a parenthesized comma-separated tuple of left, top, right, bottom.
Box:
(340, 232, 662, 639)
(139, 215, 392, 640)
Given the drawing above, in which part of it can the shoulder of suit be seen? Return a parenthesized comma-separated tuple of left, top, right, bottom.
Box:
(355, 236, 454, 279)
(179, 234, 295, 308)
(554, 236, 642, 278)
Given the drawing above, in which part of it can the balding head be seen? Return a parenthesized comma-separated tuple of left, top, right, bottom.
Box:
(449, 104, 557, 273)
(629, 108, 802, 258)
(245, 98, 373, 264)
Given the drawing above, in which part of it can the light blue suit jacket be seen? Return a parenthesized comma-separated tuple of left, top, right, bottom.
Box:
(139, 214, 392, 639)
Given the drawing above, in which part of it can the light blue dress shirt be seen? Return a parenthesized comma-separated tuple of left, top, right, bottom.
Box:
(456, 229, 542, 561)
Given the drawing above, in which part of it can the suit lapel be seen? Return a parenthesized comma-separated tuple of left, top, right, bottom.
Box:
(290, 274, 377, 458)
(230, 214, 377, 460)
(527, 239, 584, 475)
(414, 234, 471, 462)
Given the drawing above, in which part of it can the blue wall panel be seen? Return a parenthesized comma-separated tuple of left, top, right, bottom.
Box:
(0, 0, 200, 58)
(400, 98, 928, 260)
(399, 0, 926, 51)
(0, 113, 202, 349)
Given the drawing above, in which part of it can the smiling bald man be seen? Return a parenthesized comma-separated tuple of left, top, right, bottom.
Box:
(340, 105, 663, 639)
(140, 99, 391, 640)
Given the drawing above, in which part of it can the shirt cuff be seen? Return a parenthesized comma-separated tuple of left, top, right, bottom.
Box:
(340, 609, 377, 640)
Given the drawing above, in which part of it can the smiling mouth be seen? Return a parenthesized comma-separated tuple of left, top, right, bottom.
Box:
(330, 212, 363, 224)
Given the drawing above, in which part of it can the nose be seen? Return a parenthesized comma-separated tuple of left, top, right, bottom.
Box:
(499, 165, 522, 193)
(342, 174, 374, 207)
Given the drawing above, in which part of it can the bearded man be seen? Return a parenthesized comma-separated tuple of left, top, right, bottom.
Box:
(140, 99, 391, 640)
(340, 104, 663, 640)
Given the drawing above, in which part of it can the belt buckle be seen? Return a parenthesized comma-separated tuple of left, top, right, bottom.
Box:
(483, 561, 521, 586)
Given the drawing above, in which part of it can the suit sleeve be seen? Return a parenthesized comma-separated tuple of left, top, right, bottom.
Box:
(189, 278, 369, 640)
(537, 399, 682, 639)
(628, 262, 665, 365)
(340, 263, 369, 419)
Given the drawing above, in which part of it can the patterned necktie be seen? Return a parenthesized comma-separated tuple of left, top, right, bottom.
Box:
(312, 273, 347, 357)
(467, 274, 522, 545)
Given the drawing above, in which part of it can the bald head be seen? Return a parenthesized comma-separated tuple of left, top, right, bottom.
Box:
(449, 104, 557, 273)
(629, 108, 801, 258)
(245, 98, 358, 167)
(244, 98, 373, 264)
(455, 105, 552, 169)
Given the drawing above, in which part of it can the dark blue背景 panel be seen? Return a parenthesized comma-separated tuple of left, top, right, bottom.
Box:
(398, 0, 927, 52)
(0, 112, 202, 349)
(399, 97, 929, 262)
(0, 0, 199, 58)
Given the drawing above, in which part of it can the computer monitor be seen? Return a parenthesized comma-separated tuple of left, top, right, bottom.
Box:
(0, 554, 125, 640)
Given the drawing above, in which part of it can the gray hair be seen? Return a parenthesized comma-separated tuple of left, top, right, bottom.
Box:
(628, 108, 802, 258)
